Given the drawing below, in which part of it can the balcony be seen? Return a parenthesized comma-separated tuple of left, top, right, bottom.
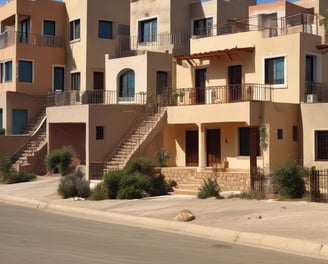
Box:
(47, 90, 148, 107)
(0, 31, 64, 50)
(304, 82, 328, 103)
(168, 84, 272, 106)
(119, 32, 189, 54)
(192, 13, 318, 40)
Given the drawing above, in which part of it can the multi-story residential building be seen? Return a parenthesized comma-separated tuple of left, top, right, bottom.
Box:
(2, 0, 328, 194)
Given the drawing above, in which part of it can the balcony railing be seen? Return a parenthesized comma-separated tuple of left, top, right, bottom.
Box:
(192, 12, 318, 39)
(0, 31, 64, 50)
(47, 90, 148, 107)
(304, 82, 328, 103)
(120, 32, 189, 53)
(168, 84, 272, 106)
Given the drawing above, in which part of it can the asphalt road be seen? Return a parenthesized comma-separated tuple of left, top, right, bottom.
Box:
(0, 203, 326, 264)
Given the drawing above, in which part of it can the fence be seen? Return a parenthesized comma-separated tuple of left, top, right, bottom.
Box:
(309, 169, 328, 202)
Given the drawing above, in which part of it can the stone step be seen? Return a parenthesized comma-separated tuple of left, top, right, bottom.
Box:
(172, 188, 198, 196)
(177, 183, 201, 191)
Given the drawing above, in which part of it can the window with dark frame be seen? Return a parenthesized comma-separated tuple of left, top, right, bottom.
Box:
(19, 60, 33, 83)
(193, 17, 213, 36)
(70, 19, 80, 41)
(119, 70, 135, 99)
(139, 18, 157, 43)
(315, 131, 328, 160)
(43, 20, 56, 36)
(265, 56, 285, 85)
(71, 72, 80, 90)
(96, 126, 104, 140)
(98, 20, 113, 39)
(239, 127, 260, 156)
(277, 129, 283, 140)
(0, 61, 12, 83)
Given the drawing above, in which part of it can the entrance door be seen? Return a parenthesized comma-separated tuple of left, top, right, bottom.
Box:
(53, 66, 65, 92)
(12, 110, 27, 135)
(92, 72, 104, 103)
(206, 129, 221, 167)
(228, 65, 242, 101)
(186, 130, 198, 166)
(195, 69, 206, 104)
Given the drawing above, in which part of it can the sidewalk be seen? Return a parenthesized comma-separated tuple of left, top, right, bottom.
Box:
(1, 175, 328, 259)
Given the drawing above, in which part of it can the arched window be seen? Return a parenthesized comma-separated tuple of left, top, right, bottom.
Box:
(119, 70, 135, 100)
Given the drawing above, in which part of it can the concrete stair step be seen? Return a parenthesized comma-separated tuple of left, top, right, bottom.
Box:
(172, 188, 198, 196)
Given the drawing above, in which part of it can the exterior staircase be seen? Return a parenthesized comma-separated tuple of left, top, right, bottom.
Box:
(12, 112, 47, 174)
(103, 108, 166, 172)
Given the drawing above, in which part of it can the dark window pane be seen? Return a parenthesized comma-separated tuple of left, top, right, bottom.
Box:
(96, 126, 104, 140)
(315, 131, 328, 160)
(239, 127, 250, 156)
(54, 67, 64, 91)
(265, 57, 285, 85)
(43, 20, 56, 36)
(19, 60, 33, 82)
(99, 20, 113, 39)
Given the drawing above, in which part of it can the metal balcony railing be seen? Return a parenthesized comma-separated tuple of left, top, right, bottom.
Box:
(304, 82, 328, 103)
(168, 84, 272, 106)
(0, 31, 64, 50)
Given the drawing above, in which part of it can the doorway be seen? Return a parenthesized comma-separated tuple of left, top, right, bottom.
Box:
(228, 65, 242, 101)
(195, 69, 206, 104)
(206, 129, 221, 167)
(186, 130, 198, 166)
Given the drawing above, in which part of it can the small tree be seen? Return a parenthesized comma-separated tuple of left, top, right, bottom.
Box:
(154, 148, 171, 167)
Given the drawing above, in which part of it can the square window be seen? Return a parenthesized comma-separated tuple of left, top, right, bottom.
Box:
(71, 72, 80, 90)
(265, 57, 285, 85)
(98, 20, 113, 39)
(193, 17, 213, 36)
(70, 19, 80, 41)
(277, 129, 283, 140)
(315, 131, 328, 160)
(19, 60, 33, 83)
(139, 18, 157, 43)
(96, 126, 104, 140)
(43, 20, 56, 36)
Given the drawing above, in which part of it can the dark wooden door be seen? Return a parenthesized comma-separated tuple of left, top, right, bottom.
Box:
(186, 130, 198, 166)
(195, 69, 206, 104)
(92, 72, 104, 103)
(228, 65, 242, 101)
(206, 129, 221, 167)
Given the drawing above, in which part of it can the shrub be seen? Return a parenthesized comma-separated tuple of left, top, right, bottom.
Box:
(154, 148, 171, 167)
(0, 153, 12, 174)
(2, 170, 36, 184)
(103, 169, 124, 199)
(57, 169, 90, 199)
(274, 161, 308, 199)
(89, 182, 108, 201)
(198, 178, 222, 199)
(45, 146, 74, 175)
(117, 173, 143, 199)
(0, 128, 5, 135)
(240, 189, 265, 200)
(124, 156, 154, 175)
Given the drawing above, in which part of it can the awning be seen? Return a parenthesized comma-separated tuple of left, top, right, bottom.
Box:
(175, 46, 255, 64)
(317, 44, 328, 54)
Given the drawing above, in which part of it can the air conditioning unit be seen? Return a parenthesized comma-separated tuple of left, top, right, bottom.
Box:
(306, 94, 318, 103)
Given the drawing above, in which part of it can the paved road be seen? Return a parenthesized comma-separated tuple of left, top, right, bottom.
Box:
(0, 204, 327, 264)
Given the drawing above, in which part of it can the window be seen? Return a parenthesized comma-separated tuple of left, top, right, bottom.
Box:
(70, 19, 80, 41)
(0, 61, 12, 82)
(96, 126, 104, 140)
(315, 131, 328, 160)
(119, 70, 135, 100)
(193, 17, 213, 36)
(139, 18, 157, 43)
(43, 20, 56, 36)
(239, 127, 260, 156)
(277, 129, 283, 140)
(19, 60, 33, 83)
(265, 56, 285, 86)
(53, 66, 64, 92)
(98, 20, 113, 39)
(71, 72, 80, 90)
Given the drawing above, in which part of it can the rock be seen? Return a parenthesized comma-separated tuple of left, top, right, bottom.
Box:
(175, 209, 195, 222)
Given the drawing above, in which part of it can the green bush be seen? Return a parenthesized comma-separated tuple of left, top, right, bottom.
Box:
(103, 169, 124, 199)
(0, 153, 12, 174)
(45, 146, 74, 175)
(89, 183, 108, 201)
(154, 148, 171, 167)
(240, 190, 265, 200)
(124, 156, 154, 175)
(57, 169, 90, 199)
(198, 178, 223, 199)
(274, 161, 308, 199)
(117, 173, 144, 199)
(2, 170, 36, 184)
(0, 128, 5, 135)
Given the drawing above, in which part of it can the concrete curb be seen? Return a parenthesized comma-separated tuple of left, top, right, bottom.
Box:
(1, 194, 327, 260)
